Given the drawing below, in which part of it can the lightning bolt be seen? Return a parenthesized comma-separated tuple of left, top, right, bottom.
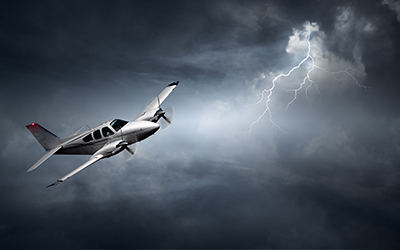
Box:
(247, 23, 371, 133)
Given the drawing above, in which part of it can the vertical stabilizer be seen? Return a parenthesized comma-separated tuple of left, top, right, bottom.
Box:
(26, 123, 62, 151)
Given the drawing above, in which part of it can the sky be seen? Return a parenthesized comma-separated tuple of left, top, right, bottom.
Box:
(1, 0, 400, 248)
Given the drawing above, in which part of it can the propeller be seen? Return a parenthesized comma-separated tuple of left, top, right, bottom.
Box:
(125, 145, 136, 155)
(122, 143, 137, 161)
(159, 105, 175, 129)
(119, 131, 138, 161)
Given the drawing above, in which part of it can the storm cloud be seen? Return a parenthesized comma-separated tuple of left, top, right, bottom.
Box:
(1, 0, 400, 248)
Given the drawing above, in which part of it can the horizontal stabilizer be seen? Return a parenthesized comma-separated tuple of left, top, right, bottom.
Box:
(27, 146, 62, 172)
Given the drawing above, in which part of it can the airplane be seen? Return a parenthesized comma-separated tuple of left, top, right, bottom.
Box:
(26, 81, 179, 188)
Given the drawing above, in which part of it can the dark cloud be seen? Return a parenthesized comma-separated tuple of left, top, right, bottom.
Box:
(1, 0, 400, 248)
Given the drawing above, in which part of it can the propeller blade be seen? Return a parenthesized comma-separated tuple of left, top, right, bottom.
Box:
(159, 105, 174, 129)
(162, 114, 172, 124)
(126, 146, 135, 155)
(122, 143, 137, 161)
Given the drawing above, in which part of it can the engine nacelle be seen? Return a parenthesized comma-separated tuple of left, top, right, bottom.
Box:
(90, 140, 126, 159)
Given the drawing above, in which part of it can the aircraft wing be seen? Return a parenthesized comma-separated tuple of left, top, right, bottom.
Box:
(46, 154, 104, 188)
(134, 81, 179, 122)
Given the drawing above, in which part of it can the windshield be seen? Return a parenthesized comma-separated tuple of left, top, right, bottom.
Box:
(110, 119, 128, 132)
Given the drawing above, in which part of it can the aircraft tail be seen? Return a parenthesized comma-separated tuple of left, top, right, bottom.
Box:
(26, 123, 62, 151)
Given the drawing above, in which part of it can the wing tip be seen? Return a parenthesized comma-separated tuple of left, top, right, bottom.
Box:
(168, 81, 179, 87)
(46, 180, 63, 188)
(27, 164, 39, 172)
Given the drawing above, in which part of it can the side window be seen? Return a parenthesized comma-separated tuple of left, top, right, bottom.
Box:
(93, 130, 102, 140)
(102, 127, 114, 137)
(82, 134, 93, 143)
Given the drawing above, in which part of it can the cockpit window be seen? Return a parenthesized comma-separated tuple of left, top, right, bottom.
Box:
(102, 127, 114, 137)
(110, 119, 128, 132)
(82, 134, 93, 143)
(93, 130, 102, 140)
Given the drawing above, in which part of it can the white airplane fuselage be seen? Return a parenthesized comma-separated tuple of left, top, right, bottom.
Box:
(57, 120, 159, 155)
